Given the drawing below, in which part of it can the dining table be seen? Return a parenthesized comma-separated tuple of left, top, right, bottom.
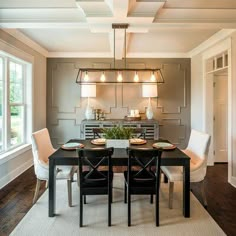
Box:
(48, 139, 190, 218)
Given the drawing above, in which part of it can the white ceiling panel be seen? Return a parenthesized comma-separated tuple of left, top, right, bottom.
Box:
(0, 9, 85, 22)
(128, 29, 219, 53)
(20, 29, 110, 52)
(0, 0, 76, 8)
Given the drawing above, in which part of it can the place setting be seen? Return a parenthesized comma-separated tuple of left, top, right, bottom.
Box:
(152, 142, 176, 150)
(129, 138, 147, 145)
(61, 142, 84, 150)
(91, 138, 106, 145)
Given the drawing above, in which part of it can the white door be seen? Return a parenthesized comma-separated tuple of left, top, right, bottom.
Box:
(213, 74, 228, 163)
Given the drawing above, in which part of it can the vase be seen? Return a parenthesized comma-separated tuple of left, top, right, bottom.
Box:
(85, 97, 94, 120)
(106, 139, 129, 148)
(146, 97, 153, 120)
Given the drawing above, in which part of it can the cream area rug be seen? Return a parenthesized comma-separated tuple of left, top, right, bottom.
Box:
(11, 174, 225, 236)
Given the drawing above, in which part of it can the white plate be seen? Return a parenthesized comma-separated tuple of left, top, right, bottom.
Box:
(152, 142, 176, 150)
(129, 138, 147, 145)
(91, 138, 106, 145)
(61, 142, 83, 150)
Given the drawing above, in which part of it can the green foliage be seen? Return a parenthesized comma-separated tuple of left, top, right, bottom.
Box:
(103, 126, 134, 139)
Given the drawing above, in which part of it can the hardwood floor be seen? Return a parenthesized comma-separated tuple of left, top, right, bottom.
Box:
(191, 164, 236, 236)
(0, 164, 236, 235)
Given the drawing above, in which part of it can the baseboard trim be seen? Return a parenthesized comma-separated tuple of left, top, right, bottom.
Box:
(0, 159, 33, 189)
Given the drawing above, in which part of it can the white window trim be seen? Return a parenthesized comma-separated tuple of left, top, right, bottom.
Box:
(0, 144, 31, 165)
(0, 45, 33, 157)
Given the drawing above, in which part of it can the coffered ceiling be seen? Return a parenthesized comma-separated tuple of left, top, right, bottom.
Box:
(1, 0, 236, 58)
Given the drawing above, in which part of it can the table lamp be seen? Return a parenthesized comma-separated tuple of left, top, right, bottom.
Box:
(81, 84, 96, 120)
(142, 84, 158, 119)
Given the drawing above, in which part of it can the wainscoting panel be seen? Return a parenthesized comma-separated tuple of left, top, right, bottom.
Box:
(51, 62, 80, 113)
(47, 58, 190, 149)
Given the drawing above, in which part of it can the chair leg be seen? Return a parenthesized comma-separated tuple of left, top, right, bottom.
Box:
(124, 181, 127, 203)
(33, 179, 41, 204)
(156, 191, 159, 226)
(150, 194, 153, 204)
(169, 182, 174, 209)
(67, 179, 72, 207)
(80, 193, 83, 227)
(200, 179, 208, 207)
(108, 187, 112, 226)
(77, 169, 80, 187)
(84, 195, 86, 204)
(164, 173, 168, 183)
(128, 191, 131, 226)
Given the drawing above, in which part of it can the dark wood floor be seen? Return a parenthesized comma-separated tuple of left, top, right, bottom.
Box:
(0, 164, 236, 236)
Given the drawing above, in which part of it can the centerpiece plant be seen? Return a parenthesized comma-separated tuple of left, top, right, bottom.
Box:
(103, 126, 134, 139)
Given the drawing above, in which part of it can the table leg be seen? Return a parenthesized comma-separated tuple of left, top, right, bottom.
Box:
(49, 159, 56, 217)
(183, 159, 190, 217)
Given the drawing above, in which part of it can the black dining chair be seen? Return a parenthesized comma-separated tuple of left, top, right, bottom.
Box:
(124, 147, 162, 226)
(92, 128, 104, 139)
(78, 147, 114, 227)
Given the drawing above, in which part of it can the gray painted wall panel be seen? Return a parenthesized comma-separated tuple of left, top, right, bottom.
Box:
(47, 58, 191, 149)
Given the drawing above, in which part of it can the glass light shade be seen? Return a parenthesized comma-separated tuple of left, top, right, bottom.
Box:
(134, 72, 139, 82)
(81, 84, 96, 98)
(142, 84, 158, 98)
(150, 72, 156, 82)
(84, 72, 89, 82)
(117, 72, 123, 82)
(100, 72, 106, 82)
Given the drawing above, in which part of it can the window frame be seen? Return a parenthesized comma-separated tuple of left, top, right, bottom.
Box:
(0, 54, 29, 154)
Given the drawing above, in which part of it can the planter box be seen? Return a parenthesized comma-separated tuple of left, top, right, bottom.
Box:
(106, 139, 129, 149)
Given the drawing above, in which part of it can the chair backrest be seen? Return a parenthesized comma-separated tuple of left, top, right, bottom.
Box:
(186, 129, 211, 161)
(92, 128, 104, 139)
(31, 128, 55, 165)
(78, 147, 114, 186)
(127, 148, 162, 183)
(132, 128, 146, 139)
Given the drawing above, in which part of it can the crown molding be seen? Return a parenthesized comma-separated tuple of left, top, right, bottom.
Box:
(48, 52, 112, 58)
(48, 51, 189, 58)
(127, 52, 189, 58)
(188, 29, 236, 58)
(1, 29, 48, 57)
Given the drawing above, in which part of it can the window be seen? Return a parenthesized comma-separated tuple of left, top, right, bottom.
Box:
(0, 53, 30, 154)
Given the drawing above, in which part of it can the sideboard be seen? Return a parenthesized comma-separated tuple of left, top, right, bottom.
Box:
(81, 119, 159, 140)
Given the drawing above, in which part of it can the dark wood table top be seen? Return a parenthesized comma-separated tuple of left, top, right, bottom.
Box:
(49, 139, 190, 166)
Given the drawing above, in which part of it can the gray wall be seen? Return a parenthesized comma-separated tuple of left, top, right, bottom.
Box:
(47, 58, 191, 149)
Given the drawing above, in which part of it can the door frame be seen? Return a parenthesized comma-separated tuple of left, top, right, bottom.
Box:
(202, 38, 232, 184)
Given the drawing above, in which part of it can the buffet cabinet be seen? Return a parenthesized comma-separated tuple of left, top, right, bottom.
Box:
(81, 119, 159, 140)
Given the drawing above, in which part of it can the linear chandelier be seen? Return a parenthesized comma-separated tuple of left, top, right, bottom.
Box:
(75, 24, 165, 84)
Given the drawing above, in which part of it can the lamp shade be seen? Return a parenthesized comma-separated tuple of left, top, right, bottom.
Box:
(81, 84, 96, 98)
(142, 84, 158, 98)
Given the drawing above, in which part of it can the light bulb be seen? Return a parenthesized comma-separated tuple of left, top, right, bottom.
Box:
(117, 72, 123, 82)
(100, 72, 106, 82)
(134, 72, 139, 82)
(150, 72, 156, 82)
(84, 71, 89, 82)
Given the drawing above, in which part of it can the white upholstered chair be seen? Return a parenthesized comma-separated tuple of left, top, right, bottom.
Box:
(161, 129, 211, 209)
(31, 128, 74, 206)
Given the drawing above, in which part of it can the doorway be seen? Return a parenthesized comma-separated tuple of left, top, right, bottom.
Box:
(203, 41, 233, 184)
(213, 70, 228, 163)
